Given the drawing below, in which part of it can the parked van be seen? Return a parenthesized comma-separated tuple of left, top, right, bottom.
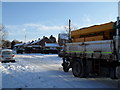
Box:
(0, 49, 15, 63)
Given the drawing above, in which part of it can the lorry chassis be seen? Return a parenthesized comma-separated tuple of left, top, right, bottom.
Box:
(62, 54, 120, 79)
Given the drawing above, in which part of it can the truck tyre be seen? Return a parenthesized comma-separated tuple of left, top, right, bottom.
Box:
(110, 67, 118, 79)
(62, 62, 69, 72)
(72, 61, 85, 78)
(62, 57, 70, 72)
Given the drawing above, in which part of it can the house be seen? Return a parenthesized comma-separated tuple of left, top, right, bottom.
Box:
(49, 35, 56, 43)
(44, 43, 60, 49)
(24, 39, 42, 53)
(14, 43, 25, 49)
(14, 43, 25, 54)
(42, 43, 60, 54)
(39, 36, 53, 47)
(24, 41, 32, 47)
(24, 45, 42, 53)
(31, 40, 41, 45)
(24, 35, 57, 53)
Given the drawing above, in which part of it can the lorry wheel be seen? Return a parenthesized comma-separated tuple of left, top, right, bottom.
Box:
(62, 57, 70, 72)
(62, 62, 69, 72)
(72, 61, 85, 78)
(110, 67, 118, 79)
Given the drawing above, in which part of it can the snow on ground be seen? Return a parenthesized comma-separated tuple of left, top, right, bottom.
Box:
(0, 63, 2, 89)
(1, 53, 119, 88)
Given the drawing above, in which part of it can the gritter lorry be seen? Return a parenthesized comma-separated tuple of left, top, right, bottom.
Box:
(61, 17, 120, 79)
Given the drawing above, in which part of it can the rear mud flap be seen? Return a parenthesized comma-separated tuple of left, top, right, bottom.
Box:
(116, 66, 120, 79)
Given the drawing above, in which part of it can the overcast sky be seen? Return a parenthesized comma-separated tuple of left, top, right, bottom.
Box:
(2, 2, 118, 42)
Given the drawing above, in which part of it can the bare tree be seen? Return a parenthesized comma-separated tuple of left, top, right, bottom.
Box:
(0, 25, 8, 48)
(2, 40, 11, 48)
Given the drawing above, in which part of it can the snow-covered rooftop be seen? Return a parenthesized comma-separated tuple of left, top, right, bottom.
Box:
(27, 45, 41, 47)
(31, 40, 41, 45)
(45, 43, 60, 47)
(14, 43, 24, 46)
(25, 42, 31, 46)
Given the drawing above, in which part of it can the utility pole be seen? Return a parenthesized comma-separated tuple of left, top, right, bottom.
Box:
(0, 1, 2, 49)
(69, 19, 71, 40)
(116, 17, 119, 36)
(25, 34, 26, 43)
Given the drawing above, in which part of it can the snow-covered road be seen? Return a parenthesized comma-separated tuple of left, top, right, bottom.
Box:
(1, 54, 119, 88)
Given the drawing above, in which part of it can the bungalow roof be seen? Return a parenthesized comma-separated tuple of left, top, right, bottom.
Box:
(45, 43, 60, 47)
(14, 43, 24, 46)
(31, 40, 41, 45)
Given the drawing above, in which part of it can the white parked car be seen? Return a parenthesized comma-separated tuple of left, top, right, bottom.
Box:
(0, 49, 15, 63)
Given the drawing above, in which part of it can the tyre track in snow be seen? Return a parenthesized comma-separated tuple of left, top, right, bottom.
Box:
(2, 54, 67, 88)
(15, 54, 119, 88)
(2, 54, 119, 88)
(15, 56, 74, 88)
(26, 61, 119, 88)
(11, 54, 83, 88)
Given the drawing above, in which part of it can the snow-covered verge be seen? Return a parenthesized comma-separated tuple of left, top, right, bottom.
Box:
(0, 63, 2, 89)
(0, 53, 119, 88)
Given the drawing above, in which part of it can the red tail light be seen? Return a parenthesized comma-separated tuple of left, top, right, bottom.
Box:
(12, 55, 15, 57)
